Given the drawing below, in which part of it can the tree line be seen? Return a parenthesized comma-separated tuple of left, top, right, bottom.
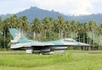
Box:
(0, 14, 102, 50)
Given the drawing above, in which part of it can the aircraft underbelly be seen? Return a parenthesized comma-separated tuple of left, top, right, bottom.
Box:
(41, 48, 50, 52)
(50, 46, 67, 50)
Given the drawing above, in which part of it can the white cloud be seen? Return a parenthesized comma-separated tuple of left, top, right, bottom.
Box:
(71, 0, 93, 15)
(90, 0, 102, 14)
(0, 0, 102, 15)
(30, 0, 93, 15)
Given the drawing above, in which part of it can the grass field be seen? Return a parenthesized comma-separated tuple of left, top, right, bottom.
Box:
(0, 50, 102, 70)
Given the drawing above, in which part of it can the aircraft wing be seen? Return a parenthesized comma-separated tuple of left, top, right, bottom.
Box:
(30, 39, 90, 47)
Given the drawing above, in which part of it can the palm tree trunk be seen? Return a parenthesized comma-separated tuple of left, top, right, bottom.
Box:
(88, 38, 91, 50)
(45, 29, 46, 39)
(83, 33, 85, 43)
(98, 40, 100, 50)
(59, 28, 60, 39)
(79, 33, 80, 42)
(3, 30, 5, 50)
(33, 31, 36, 39)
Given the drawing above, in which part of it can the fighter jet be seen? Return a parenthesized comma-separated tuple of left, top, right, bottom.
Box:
(9, 28, 90, 54)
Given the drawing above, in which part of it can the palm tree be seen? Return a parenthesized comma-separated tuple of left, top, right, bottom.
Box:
(63, 20, 70, 38)
(31, 17, 40, 40)
(2, 18, 8, 50)
(19, 16, 29, 36)
(5, 15, 19, 49)
(52, 19, 59, 40)
(74, 21, 81, 41)
(46, 17, 54, 40)
(0, 16, 3, 32)
(0, 17, 3, 48)
(48, 17, 54, 31)
(97, 24, 102, 49)
(82, 22, 88, 43)
(8, 14, 18, 28)
(69, 20, 76, 38)
(86, 20, 98, 50)
(57, 15, 65, 39)
(41, 17, 51, 40)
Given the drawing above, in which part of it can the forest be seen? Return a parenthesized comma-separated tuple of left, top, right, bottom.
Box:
(0, 14, 102, 50)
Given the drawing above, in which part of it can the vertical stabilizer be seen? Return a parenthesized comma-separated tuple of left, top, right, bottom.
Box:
(9, 28, 28, 42)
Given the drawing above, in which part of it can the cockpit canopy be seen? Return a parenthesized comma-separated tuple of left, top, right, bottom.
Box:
(63, 38, 77, 42)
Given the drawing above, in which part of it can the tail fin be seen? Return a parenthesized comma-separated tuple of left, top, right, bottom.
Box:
(9, 28, 28, 42)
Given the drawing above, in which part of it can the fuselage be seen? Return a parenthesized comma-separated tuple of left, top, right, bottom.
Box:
(11, 38, 90, 50)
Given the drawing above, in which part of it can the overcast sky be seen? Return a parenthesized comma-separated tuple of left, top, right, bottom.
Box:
(0, 0, 102, 15)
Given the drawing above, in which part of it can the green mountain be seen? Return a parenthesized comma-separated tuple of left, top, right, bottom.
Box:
(1, 7, 102, 24)
(16, 7, 65, 23)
